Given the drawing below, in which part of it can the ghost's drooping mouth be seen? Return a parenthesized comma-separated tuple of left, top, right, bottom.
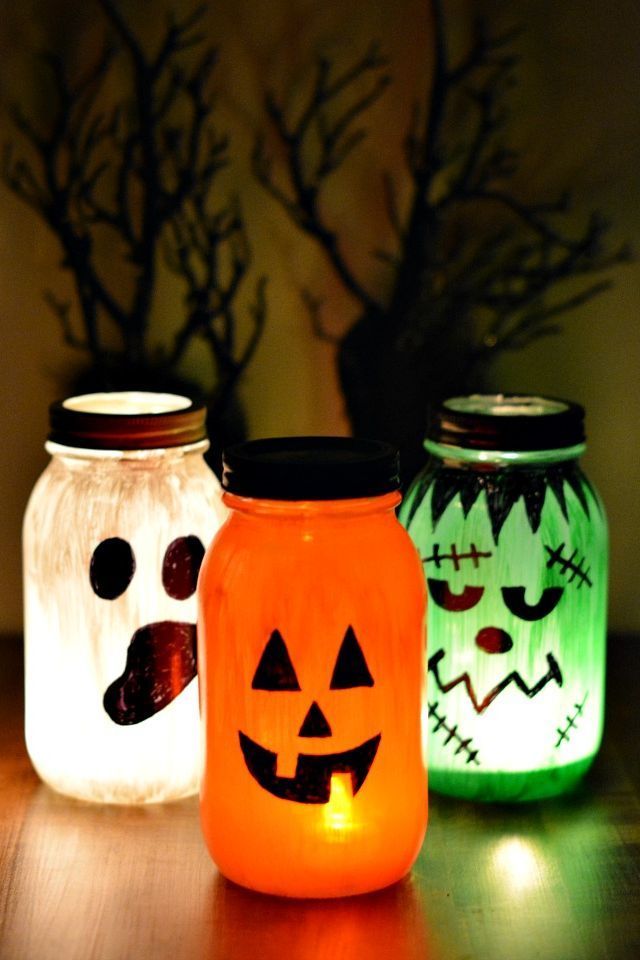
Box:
(428, 648, 563, 715)
(103, 621, 197, 725)
(239, 731, 381, 803)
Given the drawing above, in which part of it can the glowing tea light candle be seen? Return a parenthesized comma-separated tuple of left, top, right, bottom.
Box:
(23, 392, 225, 804)
(401, 395, 607, 802)
(323, 773, 356, 834)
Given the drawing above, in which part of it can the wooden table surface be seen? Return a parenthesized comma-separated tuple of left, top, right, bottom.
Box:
(1, 634, 639, 960)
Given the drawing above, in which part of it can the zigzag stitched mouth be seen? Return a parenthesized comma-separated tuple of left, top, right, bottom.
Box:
(428, 648, 563, 715)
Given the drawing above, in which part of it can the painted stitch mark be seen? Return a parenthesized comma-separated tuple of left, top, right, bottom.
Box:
(423, 543, 493, 570)
(428, 701, 480, 765)
(555, 693, 588, 747)
(544, 543, 593, 589)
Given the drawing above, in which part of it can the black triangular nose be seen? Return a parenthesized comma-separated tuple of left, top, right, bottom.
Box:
(298, 701, 332, 738)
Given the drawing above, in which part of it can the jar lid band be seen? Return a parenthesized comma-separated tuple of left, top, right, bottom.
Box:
(428, 394, 586, 452)
(49, 392, 207, 450)
(222, 437, 400, 500)
(424, 438, 587, 466)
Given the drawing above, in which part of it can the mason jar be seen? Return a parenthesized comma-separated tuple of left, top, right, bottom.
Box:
(400, 395, 607, 802)
(23, 392, 226, 804)
(198, 437, 427, 897)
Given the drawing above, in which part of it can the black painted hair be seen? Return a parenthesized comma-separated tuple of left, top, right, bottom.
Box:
(404, 461, 597, 544)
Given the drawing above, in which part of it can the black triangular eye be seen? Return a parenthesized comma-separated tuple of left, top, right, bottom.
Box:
(252, 629, 301, 691)
(330, 626, 374, 689)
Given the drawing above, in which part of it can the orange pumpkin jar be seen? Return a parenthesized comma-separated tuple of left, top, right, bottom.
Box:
(198, 437, 428, 898)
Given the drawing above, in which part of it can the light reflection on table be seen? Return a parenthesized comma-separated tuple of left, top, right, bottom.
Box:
(209, 874, 430, 960)
(1, 635, 639, 960)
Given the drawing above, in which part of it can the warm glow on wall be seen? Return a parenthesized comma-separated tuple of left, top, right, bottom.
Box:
(23, 392, 226, 804)
(198, 438, 427, 897)
(401, 395, 607, 802)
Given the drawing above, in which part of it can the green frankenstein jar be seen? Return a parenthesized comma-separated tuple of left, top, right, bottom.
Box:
(400, 395, 607, 802)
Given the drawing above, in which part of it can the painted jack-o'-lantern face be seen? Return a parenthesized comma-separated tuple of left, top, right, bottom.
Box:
(198, 469, 427, 897)
(90, 534, 205, 724)
(239, 626, 380, 803)
(401, 461, 607, 799)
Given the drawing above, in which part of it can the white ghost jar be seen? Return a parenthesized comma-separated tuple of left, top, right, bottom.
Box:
(23, 392, 226, 803)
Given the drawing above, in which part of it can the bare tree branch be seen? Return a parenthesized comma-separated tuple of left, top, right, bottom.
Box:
(254, 43, 391, 314)
(43, 290, 88, 349)
(254, 0, 630, 479)
(301, 288, 341, 344)
(4, 0, 265, 413)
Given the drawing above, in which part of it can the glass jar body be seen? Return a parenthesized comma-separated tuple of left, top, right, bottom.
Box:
(23, 444, 225, 804)
(400, 453, 607, 802)
(198, 493, 428, 897)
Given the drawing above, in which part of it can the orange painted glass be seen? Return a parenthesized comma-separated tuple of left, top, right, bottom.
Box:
(198, 490, 427, 898)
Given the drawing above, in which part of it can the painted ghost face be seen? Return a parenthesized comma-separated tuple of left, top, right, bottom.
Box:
(22, 392, 225, 804)
(402, 465, 607, 800)
(90, 535, 205, 724)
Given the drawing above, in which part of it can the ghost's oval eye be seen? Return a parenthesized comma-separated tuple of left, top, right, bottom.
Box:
(90, 537, 136, 600)
(162, 535, 205, 600)
(427, 578, 484, 612)
(501, 586, 564, 621)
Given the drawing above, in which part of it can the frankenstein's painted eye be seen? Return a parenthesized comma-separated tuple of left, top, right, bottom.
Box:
(330, 626, 374, 689)
(252, 630, 301, 691)
(427, 578, 484, 612)
(501, 586, 564, 622)
(162, 535, 205, 600)
(90, 537, 136, 600)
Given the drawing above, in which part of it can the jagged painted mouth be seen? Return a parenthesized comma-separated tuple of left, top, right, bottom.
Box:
(428, 648, 563, 715)
(238, 731, 381, 804)
(103, 621, 197, 725)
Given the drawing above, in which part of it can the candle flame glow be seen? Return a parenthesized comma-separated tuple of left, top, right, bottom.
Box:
(323, 772, 354, 833)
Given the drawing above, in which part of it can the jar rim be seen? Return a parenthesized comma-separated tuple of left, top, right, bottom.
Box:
(223, 490, 402, 516)
(428, 394, 585, 452)
(423, 438, 586, 466)
(48, 391, 207, 450)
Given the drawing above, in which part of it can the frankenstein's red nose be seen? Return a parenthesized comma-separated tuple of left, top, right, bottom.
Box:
(475, 627, 513, 654)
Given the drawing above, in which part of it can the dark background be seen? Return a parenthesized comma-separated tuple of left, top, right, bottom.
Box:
(0, 0, 638, 634)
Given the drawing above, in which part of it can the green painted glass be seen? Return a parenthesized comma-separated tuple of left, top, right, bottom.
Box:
(400, 395, 608, 802)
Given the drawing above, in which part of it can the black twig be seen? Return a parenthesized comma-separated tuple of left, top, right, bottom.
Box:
(3, 0, 264, 412)
(254, 0, 628, 476)
(253, 42, 391, 315)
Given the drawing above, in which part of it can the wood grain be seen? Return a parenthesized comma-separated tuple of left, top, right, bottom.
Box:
(1, 635, 639, 960)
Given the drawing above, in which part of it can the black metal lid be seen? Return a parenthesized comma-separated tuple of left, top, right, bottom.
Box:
(428, 394, 586, 451)
(222, 437, 400, 500)
(49, 392, 207, 450)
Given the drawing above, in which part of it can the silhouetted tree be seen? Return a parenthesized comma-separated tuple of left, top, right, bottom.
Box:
(3, 0, 265, 464)
(254, 0, 628, 480)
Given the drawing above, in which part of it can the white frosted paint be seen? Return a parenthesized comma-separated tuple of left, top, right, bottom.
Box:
(23, 441, 226, 804)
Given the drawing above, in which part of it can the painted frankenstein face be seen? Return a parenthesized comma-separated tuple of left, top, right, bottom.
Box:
(402, 464, 607, 781)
